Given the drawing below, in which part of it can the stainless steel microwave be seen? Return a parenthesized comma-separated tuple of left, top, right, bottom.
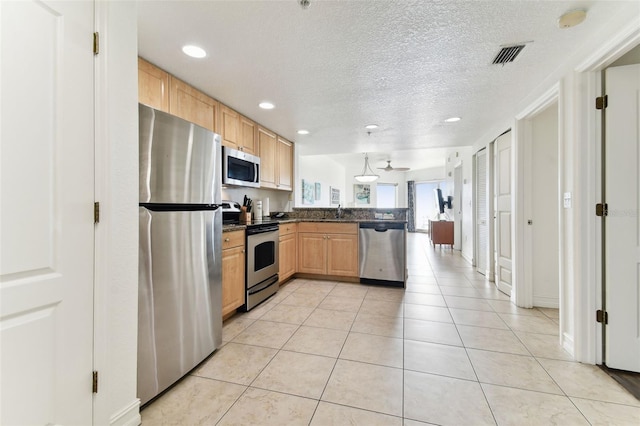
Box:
(222, 146, 260, 188)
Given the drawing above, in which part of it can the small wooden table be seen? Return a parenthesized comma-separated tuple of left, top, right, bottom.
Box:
(429, 220, 454, 249)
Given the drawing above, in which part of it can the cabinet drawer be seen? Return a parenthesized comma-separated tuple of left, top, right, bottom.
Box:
(222, 230, 245, 249)
(298, 222, 357, 235)
(279, 222, 297, 236)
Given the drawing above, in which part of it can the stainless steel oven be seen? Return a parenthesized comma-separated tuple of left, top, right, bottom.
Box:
(245, 223, 279, 310)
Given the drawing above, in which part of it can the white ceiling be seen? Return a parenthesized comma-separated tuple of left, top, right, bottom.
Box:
(137, 0, 632, 171)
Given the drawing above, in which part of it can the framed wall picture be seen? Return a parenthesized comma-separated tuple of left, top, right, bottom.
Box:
(354, 184, 371, 205)
(315, 182, 321, 200)
(302, 179, 314, 205)
(330, 187, 340, 205)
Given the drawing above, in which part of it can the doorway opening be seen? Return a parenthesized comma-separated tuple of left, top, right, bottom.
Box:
(415, 181, 444, 233)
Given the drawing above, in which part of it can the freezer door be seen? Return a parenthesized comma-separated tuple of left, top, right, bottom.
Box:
(137, 206, 222, 406)
(139, 104, 221, 204)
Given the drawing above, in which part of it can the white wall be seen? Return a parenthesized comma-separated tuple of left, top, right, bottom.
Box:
(531, 103, 559, 307)
(444, 147, 474, 262)
(94, 1, 140, 425)
(406, 166, 446, 183)
(296, 155, 346, 207)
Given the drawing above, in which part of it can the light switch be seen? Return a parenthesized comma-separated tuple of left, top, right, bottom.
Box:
(563, 192, 572, 209)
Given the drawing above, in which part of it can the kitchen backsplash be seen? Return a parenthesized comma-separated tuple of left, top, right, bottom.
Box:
(291, 207, 407, 221)
(221, 187, 293, 214)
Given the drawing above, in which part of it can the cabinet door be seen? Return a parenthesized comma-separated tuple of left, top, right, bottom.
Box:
(259, 126, 277, 188)
(222, 245, 245, 316)
(220, 104, 240, 150)
(327, 234, 359, 277)
(239, 115, 258, 154)
(138, 57, 169, 112)
(277, 136, 293, 191)
(298, 233, 326, 274)
(169, 76, 218, 132)
(279, 233, 297, 282)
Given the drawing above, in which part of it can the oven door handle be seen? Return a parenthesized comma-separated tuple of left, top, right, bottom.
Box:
(247, 226, 279, 235)
(248, 275, 279, 295)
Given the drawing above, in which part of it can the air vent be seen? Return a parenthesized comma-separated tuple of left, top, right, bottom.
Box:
(492, 44, 525, 65)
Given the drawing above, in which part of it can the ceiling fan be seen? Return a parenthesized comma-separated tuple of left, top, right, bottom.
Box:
(378, 160, 410, 172)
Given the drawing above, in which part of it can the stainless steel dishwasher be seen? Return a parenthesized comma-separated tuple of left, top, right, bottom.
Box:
(359, 222, 406, 287)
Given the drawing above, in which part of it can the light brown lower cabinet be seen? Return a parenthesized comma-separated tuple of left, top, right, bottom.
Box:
(278, 223, 297, 283)
(221, 230, 245, 316)
(297, 222, 359, 277)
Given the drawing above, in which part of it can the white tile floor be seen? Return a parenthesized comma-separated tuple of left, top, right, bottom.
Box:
(141, 233, 640, 425)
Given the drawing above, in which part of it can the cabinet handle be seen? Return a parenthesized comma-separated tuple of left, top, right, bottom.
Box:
(224, 238, 230, 242)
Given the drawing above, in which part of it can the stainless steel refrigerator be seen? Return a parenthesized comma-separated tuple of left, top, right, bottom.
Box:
(137, 104, 223, 406)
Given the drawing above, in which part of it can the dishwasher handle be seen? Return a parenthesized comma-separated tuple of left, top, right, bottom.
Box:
(359, 222, 406, 232)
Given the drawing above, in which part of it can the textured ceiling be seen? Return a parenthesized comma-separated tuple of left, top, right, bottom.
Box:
(137, 0, 634, 171)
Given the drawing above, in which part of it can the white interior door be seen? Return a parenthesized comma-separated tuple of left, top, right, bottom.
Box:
(0, 1, 95, 423)
(604, 63, 640, 372)
(494, 132, 513, 296)
(476, 149, 488, 275)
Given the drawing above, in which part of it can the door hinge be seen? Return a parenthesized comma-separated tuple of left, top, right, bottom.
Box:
(596, 203, 608, 217)
(94, 202, 100, 223)
(93, 32, 99, 55)
(92, 371, 98, 393)
(596, 310, 608, 324)
(595, 95, 608, 110)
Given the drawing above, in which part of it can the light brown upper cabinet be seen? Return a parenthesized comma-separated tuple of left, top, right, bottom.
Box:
(169, 76, 219, 133)
(220, 104, 240, 149)
(221, 106, 258, 155)
(276, 136, 293, 191)
(138, 57, 169, 112)
(259, 126, 277, 188)
(259, 129, 293, 191)
(239, 115, 258, 155)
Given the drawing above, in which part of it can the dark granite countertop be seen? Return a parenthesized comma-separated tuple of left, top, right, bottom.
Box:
(223, 218, 407, 232)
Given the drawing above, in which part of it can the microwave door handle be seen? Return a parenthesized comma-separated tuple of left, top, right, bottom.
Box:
(255, 164, 259, 183)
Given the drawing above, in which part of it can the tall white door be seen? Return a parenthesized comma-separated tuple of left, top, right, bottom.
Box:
(494, 132, 513, 295)
(0, 1, 95, 424)
(476, 149, 488, 275)
(605, 63, 640, 372)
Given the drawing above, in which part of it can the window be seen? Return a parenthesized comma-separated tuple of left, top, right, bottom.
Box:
(376, 183, 397, 208)
(415, 181, 444, 231)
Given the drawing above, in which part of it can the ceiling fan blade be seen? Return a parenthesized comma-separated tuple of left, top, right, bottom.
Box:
(377, 160, 410, 171)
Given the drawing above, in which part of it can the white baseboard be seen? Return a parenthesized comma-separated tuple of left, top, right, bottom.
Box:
(562, 332, 575, 358)
(532, 295, 559, 309)
(110, 399, 141, 426)
(461, 252, 473, 265)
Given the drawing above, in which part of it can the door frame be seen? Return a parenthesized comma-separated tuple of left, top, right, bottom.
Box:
(513, 84, 560, 309)
(453, 163, 463, 250)
(571, 21, 640, 364)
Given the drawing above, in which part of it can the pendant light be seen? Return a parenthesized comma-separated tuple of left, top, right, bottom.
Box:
(354, 153, 379, 183)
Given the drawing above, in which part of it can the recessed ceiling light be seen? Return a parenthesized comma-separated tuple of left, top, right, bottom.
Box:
(444, 117, 461, 123)
(182, 45, 206, 58)
(364, 124, 378, 130)
(259, 101, 275, 110)
(297, 129, 310, 135)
